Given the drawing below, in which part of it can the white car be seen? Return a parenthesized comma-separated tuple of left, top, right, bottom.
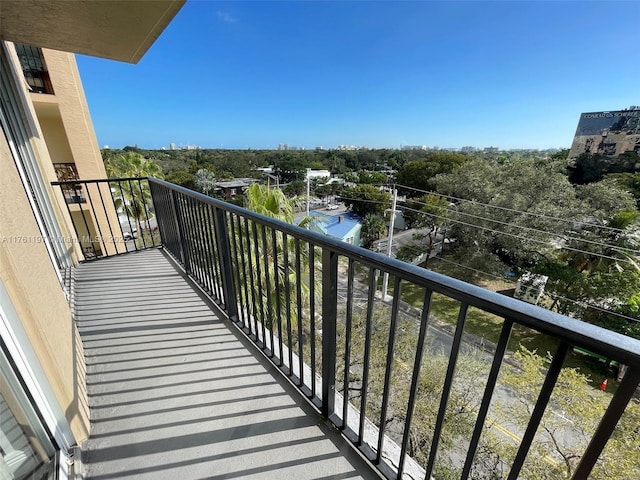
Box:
(123, 229, 137, 241)
(326, 204, 339, 210)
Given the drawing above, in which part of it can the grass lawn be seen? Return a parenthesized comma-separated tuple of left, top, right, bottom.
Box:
(389, 258, 619, 392)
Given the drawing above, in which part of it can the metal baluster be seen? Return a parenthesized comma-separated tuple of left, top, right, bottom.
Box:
(321, 247, 338, 420)
(397, 288, 433, 478)
(424, 302, 470, 479)
(376, 276, 402, 464)
(506, 341, 570, 480)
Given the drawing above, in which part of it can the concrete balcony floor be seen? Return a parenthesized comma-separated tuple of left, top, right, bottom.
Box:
(75, 249, 380, 480)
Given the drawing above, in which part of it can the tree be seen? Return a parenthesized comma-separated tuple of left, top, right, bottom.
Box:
(337, 299, 640, 480)
(273, 153, 307, 183)
(607, 172, 640, 208)
(360, 214, 386, 249)
(431, 159, 583, 269)
(575, 178, 637, 216)
(239, 184, 314, 334)
(357, 170, 387, 185)
(283, 180, 306, 197)
(340, 184, 391, 218)
(103, 152, 164, 240)
(164, 170, 195, 190)
(245, 183, 295, 223)
(536, 208, 640, 317)
(489, 348, 640, 479)
(396, 194, 450, 266)
(193, 168, 216, 196)
(104, 151, 164, 179)
(395, 151, 469, 196)
(592, 292, 640, 340)
(430, 158, 640, 322)
(568, 151, 640, 185)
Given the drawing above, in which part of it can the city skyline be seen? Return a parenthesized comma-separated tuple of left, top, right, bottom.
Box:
(76, 1, 640, 151)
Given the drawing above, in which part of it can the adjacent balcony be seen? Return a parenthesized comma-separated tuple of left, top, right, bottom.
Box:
(53, 178, 640, 480)
(15, 43, 55, 95)
(53, 163, 86, 204)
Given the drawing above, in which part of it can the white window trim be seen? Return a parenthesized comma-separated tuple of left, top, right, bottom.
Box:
(0, 281, 75, 453)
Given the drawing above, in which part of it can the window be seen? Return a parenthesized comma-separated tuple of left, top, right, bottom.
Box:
(14, 44, 54, 95)
(0, 342, 57, 480)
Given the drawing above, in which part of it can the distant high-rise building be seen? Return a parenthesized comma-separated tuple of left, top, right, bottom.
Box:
(568, 107, 640, 161)
(170, 142, 176, 150)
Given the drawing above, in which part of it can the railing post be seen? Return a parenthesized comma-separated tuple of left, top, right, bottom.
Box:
(321, 247, 338, 420)
(214, 207, 238, 321)
(171, 189, 190, 273)
(572, 367, 640, 479)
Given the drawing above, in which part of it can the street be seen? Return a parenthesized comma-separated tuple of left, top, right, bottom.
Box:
(334, 258, 578, 472)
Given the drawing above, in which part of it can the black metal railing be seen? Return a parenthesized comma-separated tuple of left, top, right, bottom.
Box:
(144, 178, 640, 480)
(53, 163, 86, 204)
(51, 178, 161, 261)
(56, 176, 640, 479)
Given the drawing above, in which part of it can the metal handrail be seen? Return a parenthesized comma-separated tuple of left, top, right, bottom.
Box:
(57, 175, 640, 479)
(146, 177, 640, 368)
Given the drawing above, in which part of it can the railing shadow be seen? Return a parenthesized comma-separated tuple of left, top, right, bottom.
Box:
(77, 249, 381, 480)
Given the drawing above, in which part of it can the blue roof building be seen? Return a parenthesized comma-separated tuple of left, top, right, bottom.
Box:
(306, 211, 362, 246)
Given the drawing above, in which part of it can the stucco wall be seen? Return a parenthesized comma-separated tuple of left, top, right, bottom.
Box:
(0, 138, 90, 442)
(36, 109, 75, 164)
(35, 49, 106, 179)
(30, 49, 123, 256)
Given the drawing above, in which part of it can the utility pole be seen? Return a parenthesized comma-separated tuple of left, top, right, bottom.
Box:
(382, 187, 398, 301)
(265, 173, 279, 190)
(306, 168, 311, 217)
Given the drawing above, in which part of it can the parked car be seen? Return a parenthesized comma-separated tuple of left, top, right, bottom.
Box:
(123, 229, 137, 241)
(326, 204, 339, 210)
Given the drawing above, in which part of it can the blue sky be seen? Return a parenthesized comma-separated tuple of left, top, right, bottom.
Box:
(77, 1, 640, 151)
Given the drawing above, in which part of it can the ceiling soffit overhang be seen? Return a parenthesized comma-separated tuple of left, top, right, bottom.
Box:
(0, 0, 185, 63)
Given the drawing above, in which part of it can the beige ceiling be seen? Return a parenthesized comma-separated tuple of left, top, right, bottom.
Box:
(0, 0, 185, 63)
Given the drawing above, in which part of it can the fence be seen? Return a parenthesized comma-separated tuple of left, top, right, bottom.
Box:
(56, 176, 640, 479)
(147, 178, 640, 480)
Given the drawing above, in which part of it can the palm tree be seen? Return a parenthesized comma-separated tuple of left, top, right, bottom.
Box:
(194, 168, 216, 196)
(237, 183, 316, 354)
(104, 151, 164, 179)
(105, 152, 163, 241)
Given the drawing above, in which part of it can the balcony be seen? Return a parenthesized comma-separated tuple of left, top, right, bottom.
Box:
(15, 43, 55, 95)
(75, 249, 377, 479)
(53, 163, 86, 204)
(55, 178, 640, 479)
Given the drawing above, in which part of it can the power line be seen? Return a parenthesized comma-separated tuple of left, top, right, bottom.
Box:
(404, 197, 640, 257)
(401, 243, 640, 325)
(397, 184, 631, 235)
(337, 195, 391, 206)
(338, 192, 639, 258)
(543, 292, 640, 325)
(402, 244, 517, 285)
(398, 204, 635, 264)
(335, 193, 638, 262)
